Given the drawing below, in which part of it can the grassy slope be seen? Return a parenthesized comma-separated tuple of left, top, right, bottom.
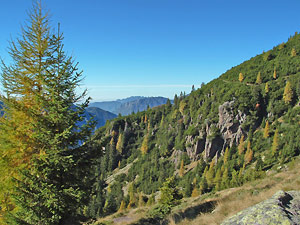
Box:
(90, 156, 300, 225)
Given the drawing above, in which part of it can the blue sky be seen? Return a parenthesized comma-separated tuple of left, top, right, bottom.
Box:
(1, 0, 300, 101)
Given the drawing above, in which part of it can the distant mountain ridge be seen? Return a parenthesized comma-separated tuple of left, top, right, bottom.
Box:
(89, 96, 171, 116)
(84, 107, 117, 129)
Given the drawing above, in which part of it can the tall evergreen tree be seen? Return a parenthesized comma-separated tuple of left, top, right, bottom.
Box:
(238, 135, 245, 155)
(263, 121, 270, 138)
(272, 129, 279, 155)
(140, 134, 149, 155)
(223, 147, 230, 164)
(265, 82, 269, 94)
(273, 68, 277, 79)
(244, 141, 253, 165)
(256, 72, 262, 84)
(116, 133, 124, 154)
(283, 81, 293, 104)
(0, 2, 96, 224)
(179, 159, 184, 177)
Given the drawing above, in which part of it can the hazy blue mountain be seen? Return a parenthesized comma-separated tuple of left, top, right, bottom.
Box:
(116, 96, 145, 104)
(89, 101, 122, 114)
(89, 96, 171, 116)
(84, 107, 117, 129)
(0, 101, 116, 129)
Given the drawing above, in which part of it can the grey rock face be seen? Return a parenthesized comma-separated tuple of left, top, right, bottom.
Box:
(184, 101, 247, 161)
(221, 190, 300, 225)
(170, 150, 184, 167)
(218, 101, 247, 153)
(185, 135, 205, 161)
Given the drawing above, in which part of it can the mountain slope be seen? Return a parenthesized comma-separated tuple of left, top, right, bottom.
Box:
(89, 96, 171, 115)
(84, 32, 300, 222)
(84, 107, 117, 129)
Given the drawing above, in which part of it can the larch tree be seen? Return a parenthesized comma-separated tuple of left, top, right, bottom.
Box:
(283, 81, 293, 104)
(138, 192, 144, 207)
(263, 121, 270, 138)
(191, 178, 199, 197)
(291, 48, 297, 57)
(273, 68, 277, 79)
(116, 133, 124, 154)
(140, 134, 149, 155)
(206, 161, 215, 187)
(238, 135, 245, 155)
(238, 72, 244, 82)
(244, 141, 253, 165)
(179, 159, 184, 177)
(256, 72, 262, 84)
(0, 2, 96, 224)
(118, 200, 126, 212)
(223, 147, 230, 164)
(265, 82, 269, 94)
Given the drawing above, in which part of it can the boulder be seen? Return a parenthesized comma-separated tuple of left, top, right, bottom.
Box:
(221, 190, 300, 225)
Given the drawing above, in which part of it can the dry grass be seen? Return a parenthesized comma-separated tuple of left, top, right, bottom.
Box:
(176, 157, 300, 225)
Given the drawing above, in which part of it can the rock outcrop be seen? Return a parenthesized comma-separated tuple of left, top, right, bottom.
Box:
(221, 190, 300, 225)
(185, 101, 247, 161)
(185, 135, 205, 161)
(217, 100, 247, 152)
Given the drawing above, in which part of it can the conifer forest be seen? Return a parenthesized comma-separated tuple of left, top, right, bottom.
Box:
(1, 2, 300, 225)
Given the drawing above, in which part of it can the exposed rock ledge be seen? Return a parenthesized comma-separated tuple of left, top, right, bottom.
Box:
(221, 190, 300, 225)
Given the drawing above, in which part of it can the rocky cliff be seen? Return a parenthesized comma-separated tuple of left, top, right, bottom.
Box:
(221, 190, 300, 225)
(185, 100, 247, 161)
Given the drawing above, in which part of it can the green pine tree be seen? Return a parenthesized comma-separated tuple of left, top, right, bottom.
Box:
(159, 177, 182, 207)
(272, 129, 279, 155)
(0, 2, 96, 224)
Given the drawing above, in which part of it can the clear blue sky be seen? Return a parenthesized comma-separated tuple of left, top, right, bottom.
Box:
(1, 0, 300, 101)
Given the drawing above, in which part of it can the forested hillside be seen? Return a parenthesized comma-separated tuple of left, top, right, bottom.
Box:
(84, 32, 300, 223)
(1, 2, 300, 225)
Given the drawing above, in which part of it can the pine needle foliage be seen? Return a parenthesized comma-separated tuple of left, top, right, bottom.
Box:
(283, 81, 293, 104)
(273, 68, 277, 79)
(238, 135, 245, 155)
(0, 2, 96, 224)
(265, 82, 269, 93)
(256, 72, 262, 84)
(263, 121, 270, 138)
(272, 129, 279, 155)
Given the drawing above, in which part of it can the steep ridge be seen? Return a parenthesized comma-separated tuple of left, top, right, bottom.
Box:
(84, 32, 300, 221)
